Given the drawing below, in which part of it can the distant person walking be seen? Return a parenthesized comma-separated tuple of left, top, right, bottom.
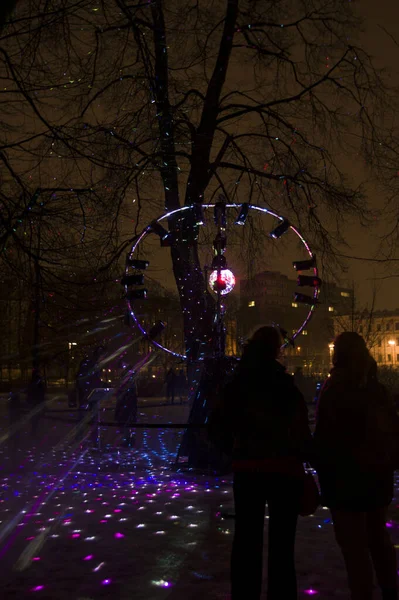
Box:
(209, 326, 313, 600)
(165, 368, 176, 405)
(8, 389, 22, 426)
(314, 332, 399, 600)
(8, 389, 23, 462)
(176, 369, 187, 404)
(27, 369, 46, 438)
(115, 376, 138, 448)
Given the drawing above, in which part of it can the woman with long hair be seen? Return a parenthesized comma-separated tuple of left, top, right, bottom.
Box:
(209, 326, 313, 600)
(314, 332, 398, 600)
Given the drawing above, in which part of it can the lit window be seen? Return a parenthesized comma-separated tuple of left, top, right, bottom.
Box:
(292, 302, 298, 308)
(341, 291, 350, 297)
(328, 306, 334, 312)
(248, 300, 255, 307)
(302, 330, 308, 336)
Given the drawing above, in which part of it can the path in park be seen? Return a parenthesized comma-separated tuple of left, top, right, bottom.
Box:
(0, 396, 398, 599)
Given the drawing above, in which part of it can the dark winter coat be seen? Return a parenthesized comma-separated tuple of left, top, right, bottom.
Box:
(27, 374, 45, 406)
(314, 367, 398, 510)
(208, 357, 313, 471)
(115, 384, 138, 425)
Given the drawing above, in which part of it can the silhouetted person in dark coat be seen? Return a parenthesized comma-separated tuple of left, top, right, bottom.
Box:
(27, 369, 46, 438)
(115, 376, 138, 447)
(315, 332, 399, 600)
(165, 368, 176, 404)
(8, 389, 23, 463)
(176, 369, 187, 404)
(8, 389, 22, 426)
(209, 326, 313, 600)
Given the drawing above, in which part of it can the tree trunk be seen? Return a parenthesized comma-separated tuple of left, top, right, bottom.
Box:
(32, 256, 40, 371)
(171, 239, 214, 362)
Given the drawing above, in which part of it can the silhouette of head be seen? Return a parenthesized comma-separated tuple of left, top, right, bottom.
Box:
(333, 331, 373, 381)
(243, 326, 282, 362)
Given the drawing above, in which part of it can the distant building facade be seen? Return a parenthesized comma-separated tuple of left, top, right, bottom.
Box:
(334, 309, 399, 369)
(239, 270, 353, 375)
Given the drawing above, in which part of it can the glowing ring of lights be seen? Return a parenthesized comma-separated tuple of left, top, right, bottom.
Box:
(125, 204, 320, 360)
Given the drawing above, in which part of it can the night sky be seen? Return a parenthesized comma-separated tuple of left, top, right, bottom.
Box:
(142, 1, 399, 312)
(343, 0, 399, 310)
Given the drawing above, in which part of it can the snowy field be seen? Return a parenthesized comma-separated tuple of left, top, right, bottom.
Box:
(0, 397, 398, 599)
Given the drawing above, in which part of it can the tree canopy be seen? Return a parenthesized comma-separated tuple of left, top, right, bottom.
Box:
(1, 0, 398, 357)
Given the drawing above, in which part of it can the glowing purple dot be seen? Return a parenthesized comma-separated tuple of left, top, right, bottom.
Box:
(386, 522, 393, 528)
(114, 532, 125, 539)
(71, 533, 80, 538)
(304, 590, 318, 596)
(32, 557, 41, 561)
(31, 586, 44, 592)
(83, 555, 93, 561)
(101, 579, 111, 585)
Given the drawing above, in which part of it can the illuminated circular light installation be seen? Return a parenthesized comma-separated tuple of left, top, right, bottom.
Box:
(209, 268, 236, 295)
(125, 204, 320, 359)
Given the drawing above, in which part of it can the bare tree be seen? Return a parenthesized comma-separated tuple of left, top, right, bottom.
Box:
(1, 0, 398, 361)
(0, 1, 17, 31)
(0, 185, 120, 375)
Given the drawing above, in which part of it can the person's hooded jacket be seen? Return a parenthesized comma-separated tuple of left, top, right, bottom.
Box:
(208, 346, 313, 474)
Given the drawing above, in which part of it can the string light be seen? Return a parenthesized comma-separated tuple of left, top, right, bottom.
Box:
(125, 204, 319, 356)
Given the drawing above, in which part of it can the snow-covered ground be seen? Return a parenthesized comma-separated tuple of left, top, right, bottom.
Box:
(0, 398, 397, 599)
